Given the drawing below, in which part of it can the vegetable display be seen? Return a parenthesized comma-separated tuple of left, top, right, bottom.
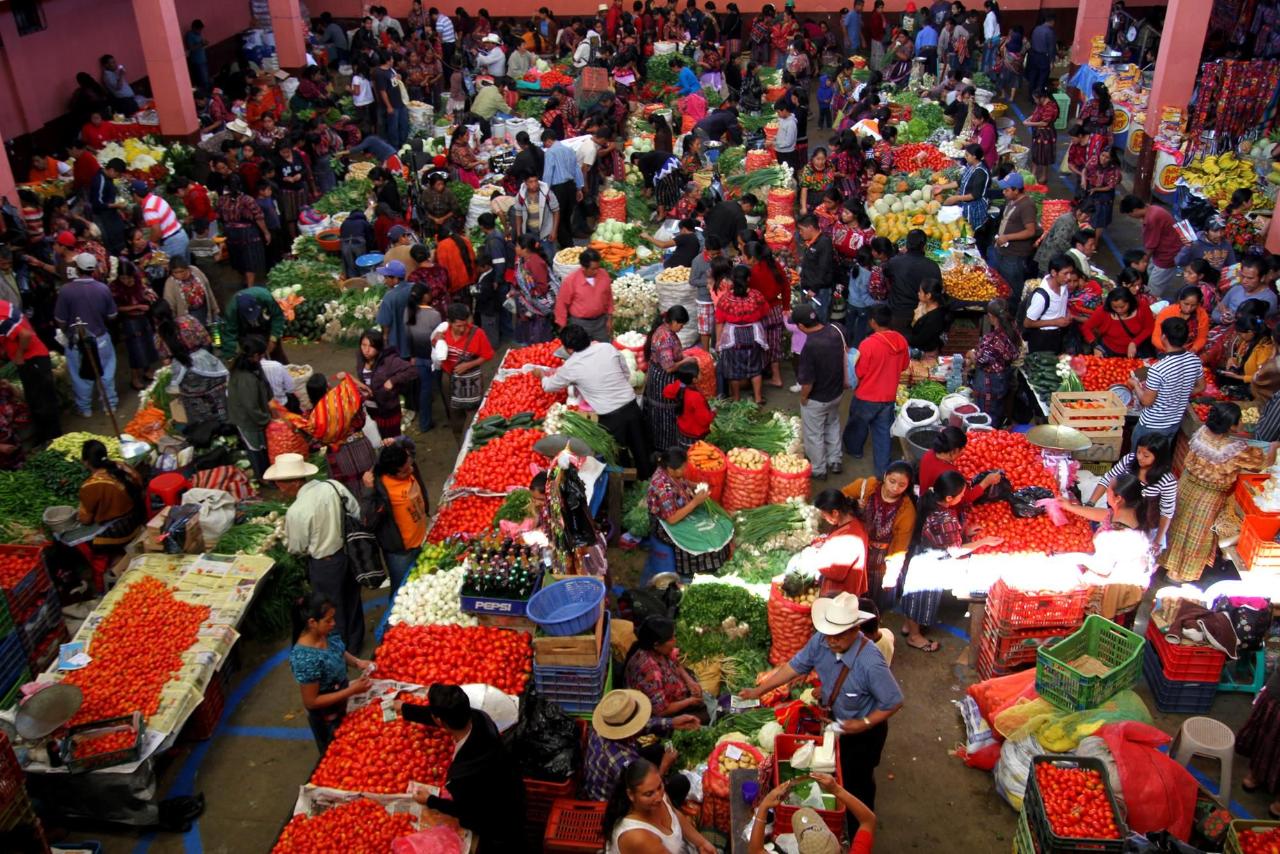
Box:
(387, 566, 476, 628)
(542, 404, 622, 464)
(502, 340, 564, 370)
(475, 372, 566, 420)
(1033, 763, 1121, 841)
(907, 381, 947, 405)
(675, 583, 770, 664)
(273, 798, 418, 854)
(427, 496, 505, 543)
(309, 697, 455, 793)
(622, 481, 651, 538)
(48, 432, 121, 460)
(707, 401, 800, 455)
(493, 489, 535, 527)
(1071, 355, 1144, 392)
(451, 428, 546, 493)
(374, 624, 532, 695)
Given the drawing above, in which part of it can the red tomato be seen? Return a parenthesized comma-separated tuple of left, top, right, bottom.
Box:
(273, 798, 418, 853)
(374, 624, 532, 696)
(475, 372, 567, 420)
(1033, 764, 1121, 840)
(451, 428, 546, 493)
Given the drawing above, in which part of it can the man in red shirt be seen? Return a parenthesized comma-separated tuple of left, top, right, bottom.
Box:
(844, 305, 908, 477)
(0, 301, 60, 443)
(69, 141, 100, 196)
(1121, 194, 1185, 301)
(173, 176, 215, 231)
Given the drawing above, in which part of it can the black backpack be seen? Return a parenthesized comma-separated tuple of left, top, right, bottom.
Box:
(235, 291, 271, 339)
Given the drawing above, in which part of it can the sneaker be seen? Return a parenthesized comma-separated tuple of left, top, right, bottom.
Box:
(789, 383, 802, 393)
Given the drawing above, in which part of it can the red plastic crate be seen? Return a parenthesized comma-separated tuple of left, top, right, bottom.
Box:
(180, 672, 227, 742)
(26, 625, 66, 675)
(1235, 474, 1277, 517)
(986, 579, 1090, 632)
(0, 731, 25, 830)
(3, 562, 51, 627)
(526, 721, 588, 829)
(980, 623, 1076, 668)
(1238, 515, 1280, 572)
(773, 734, 845, 842)
(544, 799, 607, 854)
(1145, 622, 1227, 682)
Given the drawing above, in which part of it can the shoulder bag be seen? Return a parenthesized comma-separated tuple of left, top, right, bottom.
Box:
(449, 327, 484, 411)
(328, 482, 387, 589)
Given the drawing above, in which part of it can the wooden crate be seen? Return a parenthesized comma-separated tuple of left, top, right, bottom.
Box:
(533, 607, 607, 667)
(1050, 390, 1126, 439)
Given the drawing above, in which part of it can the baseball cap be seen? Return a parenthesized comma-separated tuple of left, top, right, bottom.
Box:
(792, 304, 819, 326)
(483, 33, 501, 44)
(376, 259, 406, 277)
(129, 179, 149, 195)
(73, 253, 98, 272)
(387, 225, 410, 241)
(1207, 214, 1226, 230)
(999, 173, 1024, 191)
(55, 230, 77, 248)
(792, 808, 840, 854)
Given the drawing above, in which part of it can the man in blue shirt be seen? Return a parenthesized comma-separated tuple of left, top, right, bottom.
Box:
(1027, 15, 1056, 94)
(843, 0, 864, 53)
(914, 17, 939, 71)
(671, 56, 701, 96)
(374, 260, 413, 357)
(542, 130, 584, 249)
(741, 593, 903, 810)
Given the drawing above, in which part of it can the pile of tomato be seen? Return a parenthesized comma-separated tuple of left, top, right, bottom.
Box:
(71, 727, 136, 759)
(62, 576, 211, 724)
(273, 798, 418, 854)
(375, 624, 532, 695)
(426, 495, 504, 544)
(0, 547, 41, 588)
(1033, 763, 1121, 840)
(954, 431, 1094, 554)
(894, 143, 954, 171)
(475, 372, 566, 420)
(1071, 355, 1145, 392)
(452, 428, 546, 493)
(310, 696, 454, 793)
(1237, 825, 1280, 854)
(502, 341, 564, 370)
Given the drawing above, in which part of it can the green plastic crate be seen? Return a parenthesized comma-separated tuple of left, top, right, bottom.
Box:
(1014, 807, 1036, 854)
(1035, 615, 1144, 711)
(1053, 92, 1071, 130)
(0, 669, 29, 711)
(1226, 819, 1280, 854)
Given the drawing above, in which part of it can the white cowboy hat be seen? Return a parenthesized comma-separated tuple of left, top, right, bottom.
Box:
(226, 119, 252, 137)
(262, 453, 319, 481)
(591, 689, 652, 740)
(483, 33, 502, 44)
(810, 592, 875, 636)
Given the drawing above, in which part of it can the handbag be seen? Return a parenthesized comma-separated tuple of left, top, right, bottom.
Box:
(449, 327, 484, 411)
(328, 483, 386, 589)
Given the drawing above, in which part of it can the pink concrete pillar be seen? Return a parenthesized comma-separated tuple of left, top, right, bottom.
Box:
(1266, 212, 1280, 255)
(1070, 0, 1113, 65)
(0, 147, 17, 208)
(1142, 0, 1213, 138)
(130, 0, 199, 137)
(269, 0, 309, 70)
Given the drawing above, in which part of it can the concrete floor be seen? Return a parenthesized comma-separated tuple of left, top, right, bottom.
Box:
(50, 100, 1271, 854)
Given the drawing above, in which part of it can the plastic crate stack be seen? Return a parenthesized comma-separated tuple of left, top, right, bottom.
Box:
(977, 580, 1090, 681)
(0, 546, 66, 681)
(0, 731, 50, 852)
(523, 720, 588, 849)
(531, 612, 612, 716)
(1019, 755, 1127, 854)
(543, 799, 606, 854)
(1142, 623, 1226, 714)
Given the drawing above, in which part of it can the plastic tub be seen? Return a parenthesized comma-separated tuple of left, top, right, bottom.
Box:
(526, 577, 606, 636)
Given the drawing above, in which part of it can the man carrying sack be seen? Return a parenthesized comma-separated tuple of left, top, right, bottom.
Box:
(740, 592, 903, 812)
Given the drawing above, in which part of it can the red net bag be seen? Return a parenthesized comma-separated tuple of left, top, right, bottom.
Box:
(598, 192, 627, 222)
(722, 449, 771, 512)
(613, 338, 647, 373)
(766, 85, 788, 102)
(745, 149, 775, 171)
(766, 190, 796, 219)
(700, 792, 731, 833)
(1041, 198, 1072, 233)
(684, 441, 727, 503)
(768, 582, 814, 666)
(768, 454, 811, 504)
(266, 418, 310, 463)
(703, 742, 765, 829)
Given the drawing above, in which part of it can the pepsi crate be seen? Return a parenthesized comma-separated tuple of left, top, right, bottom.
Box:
(1142, 644, 1217, 714)
(17, 590, 62, 658)
(460, 571, 542, 618)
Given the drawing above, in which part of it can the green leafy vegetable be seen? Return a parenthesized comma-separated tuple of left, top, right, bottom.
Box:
(676, 583, 770, 663)
(493, 489, 534, 526)
(313, 178, 372, 215)
(622, 481, 651, 538)
(241, 547, 309, 641)
(706, 400, 794, 455)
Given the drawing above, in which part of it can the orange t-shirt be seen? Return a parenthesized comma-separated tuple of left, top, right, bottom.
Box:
(382, 473, 427, 550)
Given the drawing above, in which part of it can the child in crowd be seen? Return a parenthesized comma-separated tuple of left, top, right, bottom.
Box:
(256, 181, 285, 267)
(816, 74, 834, 130)
(663, 363, 714, 447)
(1065, 124, 1088, 180)
(472, 250, 503, 350)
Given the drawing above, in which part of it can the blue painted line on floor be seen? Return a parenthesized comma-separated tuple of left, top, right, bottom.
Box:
(1010, 102, 1028, 123)
(938, 622, 970, 641)
(222, 725, 315, 741)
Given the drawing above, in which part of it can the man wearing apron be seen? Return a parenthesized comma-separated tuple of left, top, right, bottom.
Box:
(741, 592, 903, 813)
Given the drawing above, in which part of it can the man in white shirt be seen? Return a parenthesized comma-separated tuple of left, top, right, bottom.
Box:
(562, 133, 599, 186)
(982, 1, 1001, 73)
(431, 7, 457, 64)
(535, 324, 653, 478)
(372, 6, 404, 40)
(773, 103, 799, 173)
(1022, 254, 1076, 353)
(277, 461, 366, 652)
(476, 34, 507, 77)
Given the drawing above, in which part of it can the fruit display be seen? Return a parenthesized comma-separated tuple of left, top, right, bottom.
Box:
(941, 260, 1009, 302)
(461, 535, 544, 600)
(69, 727, 137, 760)
(426, 496, 505, 544)
(474, 371, 566, 420)
(309, 696, 455, 793)
(274, 799, 419, 854)
(1236, 825, 1280, 854)
(451, 428, 546, 493)
(1179, 151, 1259, 206)
(1033, 762, 1121, 841)
(0, 547, 43, 588)
(866, 175, 967, 245)
(388, 566, 476, 627)
(61, 576, 212, 725)
(374, 624, 532, 695)
(894, 143, 955, 172)
(501, 340, 564, 370)
(1071, 355, 1144, 392)
(554, 246, 587, 266)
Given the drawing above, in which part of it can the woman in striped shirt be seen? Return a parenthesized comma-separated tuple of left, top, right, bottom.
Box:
(1087, 432, 1177, 546)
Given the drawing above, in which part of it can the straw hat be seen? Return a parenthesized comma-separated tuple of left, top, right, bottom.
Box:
(592, 690, 652, 740)
(792, 808, 841, 854)
(811, 592, 874, 636)
(262, 453, 319, 481)
(226, 119, 252, 137)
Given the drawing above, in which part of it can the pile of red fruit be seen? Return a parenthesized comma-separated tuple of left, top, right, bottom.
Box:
(451, 428, 546, 493)
(476, 372, 566, 420)
(427, 495, 505, 544)
(1033, 763, 1121, 840)
(310, 696, 454, 793)
(954, 431, 1094, 554)
(375, 624, 532, 695)
(62, 576, 211, 724)
(273, 798, 418, 853)
(71, 728, 136, 759)
(1071, 355, 1145, 392)
(0, 547, 41, 588)
(1236, 825, 1280, 854)
(502, 341, 564, 370)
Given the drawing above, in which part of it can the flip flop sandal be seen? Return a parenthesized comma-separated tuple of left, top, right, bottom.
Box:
(907, 638, 941, 653)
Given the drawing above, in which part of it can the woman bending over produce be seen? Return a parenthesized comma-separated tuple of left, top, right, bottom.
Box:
(291, 593, 373, 751)
(918, 427, 1001, 504)
(1087, 433, 1177, 546)
(624, 616, 710, 723)
(795, 489, 869, 598)
(899, 471, 1003, 652)
(77, 438, 146, 591)
(843, 462, 917, 609)
(646, 446, 730, 578)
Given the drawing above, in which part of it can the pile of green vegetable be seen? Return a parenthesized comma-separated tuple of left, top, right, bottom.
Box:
(707, 401, 794, 455)
(0, 470, 60, 530)
(907, 380, 947, 405)
(622, 481, 650, 538)
(214, 524, 276, 555)
(725, 165, 788, 194)
(676, 582, 770, 664)
(733, 503, 808, 550)
(471, 413, 540, 448)
(493, 489, 534, 527)
(716, 146, 745, 177)
(555, 409, 620, 464)
(1023, 352, 1063, 398)
(672, 706, 777, 767)
(23, 449, 86, 503)
(897, 102, 946, 143)
(48, 432, 121, 460)
(719, 549, 789, 585)
(313, 178, 372, 215)
(646, 54, 679, 86)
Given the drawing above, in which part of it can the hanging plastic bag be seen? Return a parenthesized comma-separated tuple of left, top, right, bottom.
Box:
(511, 687, 581, 781)
(181, 487, 238, 545)
(391, 826, 465, 854)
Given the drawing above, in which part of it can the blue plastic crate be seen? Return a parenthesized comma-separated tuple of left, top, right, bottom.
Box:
(542, 667, 612, 714)
(17, 590, 61, 656)
(533, 617, 611, 708)
(0, 633, 26, 697)
(1143, 644, 1217, 714)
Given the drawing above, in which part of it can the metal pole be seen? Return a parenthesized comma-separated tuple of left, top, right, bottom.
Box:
(73, 321, 122, 438)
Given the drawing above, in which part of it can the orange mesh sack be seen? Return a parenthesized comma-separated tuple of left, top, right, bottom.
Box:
(685, 441, 727, 503)
(266, 418, 310, 463)
(686, 347, 717, 400)
(768, 582, 814, 665)
(1041, 198, 1072, 233)
(766, 190, 796, 218)
(722, 449, 771, 512)
(767, 454, 812, 504)
(745, 149, 776, 171)
(598, 193, 627, 222)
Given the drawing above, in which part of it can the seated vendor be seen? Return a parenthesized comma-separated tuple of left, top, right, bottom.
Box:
(1209, 311, 1276, 393)
(583, 688, 701, 801)
(624, 616, 710, 724)
(290, 593, 373, 751)
(77, 438, 145, 590)
(917, 427, 1001, 504)
(646, 446, 730, 578)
